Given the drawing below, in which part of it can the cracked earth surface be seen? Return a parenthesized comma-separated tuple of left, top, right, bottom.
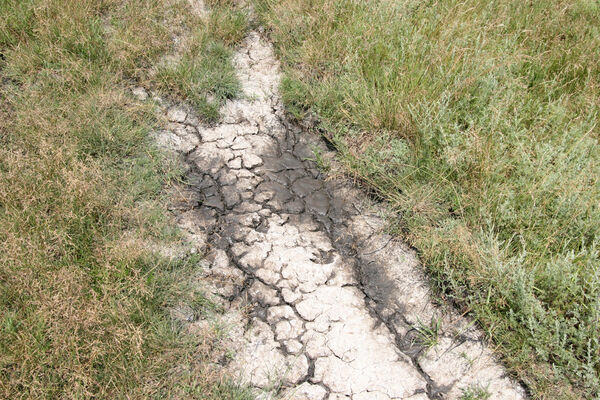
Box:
(147, 31, 527, 400)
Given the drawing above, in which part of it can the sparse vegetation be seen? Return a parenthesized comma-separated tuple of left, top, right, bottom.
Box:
(305, 146, 331, 173)
(0, 0, 247, 397)
(460, 385, 491, 400)
(155, 2, 249, 121)
(255, 0, 600, 397)
(412, 317, 441, 349)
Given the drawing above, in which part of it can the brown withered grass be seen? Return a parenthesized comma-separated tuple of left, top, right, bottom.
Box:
(0, 0, 251, 398)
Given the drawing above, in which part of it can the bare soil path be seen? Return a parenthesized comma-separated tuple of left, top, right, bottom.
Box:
(150, 31, 526, 400)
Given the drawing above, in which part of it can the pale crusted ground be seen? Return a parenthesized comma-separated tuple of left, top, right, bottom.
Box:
(143, 30, 527, 400)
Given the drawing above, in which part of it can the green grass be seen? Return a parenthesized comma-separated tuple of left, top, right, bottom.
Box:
(0, 0, 248, 397)
(156, 39, 240, 122)
(460, 385, 491, 400)
(155, 2, 248, 121)
(255, 0, 600, 398)
(412, 317, 441, 349)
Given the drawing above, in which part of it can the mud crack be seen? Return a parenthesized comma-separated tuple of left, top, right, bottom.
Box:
(149, 29, 527, 400)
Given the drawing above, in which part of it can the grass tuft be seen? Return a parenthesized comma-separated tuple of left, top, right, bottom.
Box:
(412, 317, 441, 349)
(460, 385, 491, 400)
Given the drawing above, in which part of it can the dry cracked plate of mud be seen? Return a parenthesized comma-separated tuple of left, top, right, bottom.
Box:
(146, 31, 527, 400)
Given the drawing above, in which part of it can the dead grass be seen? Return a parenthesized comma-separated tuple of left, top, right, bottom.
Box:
(0, 0, 250, 397)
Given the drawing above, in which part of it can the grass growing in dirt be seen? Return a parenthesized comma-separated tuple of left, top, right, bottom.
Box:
(255, 0, 600, 398)
(154, 1, 248, 121)
(0, 0, 248, 397)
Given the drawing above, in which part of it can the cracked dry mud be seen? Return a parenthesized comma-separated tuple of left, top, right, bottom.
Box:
(149, 32, 527, 400)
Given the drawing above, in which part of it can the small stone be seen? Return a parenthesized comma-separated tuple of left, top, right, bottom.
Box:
(167, 106, 187, 122)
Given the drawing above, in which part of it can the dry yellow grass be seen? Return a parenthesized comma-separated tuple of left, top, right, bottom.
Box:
(0, 0, 251, 397)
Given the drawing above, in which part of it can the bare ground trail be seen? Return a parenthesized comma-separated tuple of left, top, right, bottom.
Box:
(149, 30, 526, 400)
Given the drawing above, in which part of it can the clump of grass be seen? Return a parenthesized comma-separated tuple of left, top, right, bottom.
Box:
(156, 39, 240, 122)
(460, 385, 491, 400)
(256, 0, 600, 398)
(0, 0, 247, 397)
(155, 0, 249, 122)
(208, 5, 250, 46)
(412, 317, 441, 349)
(303, 145, 331, 173)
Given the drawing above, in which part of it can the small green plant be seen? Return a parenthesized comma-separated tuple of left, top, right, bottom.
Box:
(460, 385, 491, 400)
(304, 145, 331, 172)
(460, 351, 475, 368)
(412, 317, 441, 349)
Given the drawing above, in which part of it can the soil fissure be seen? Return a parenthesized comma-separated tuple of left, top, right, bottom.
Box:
(151, 31, 526, 400)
